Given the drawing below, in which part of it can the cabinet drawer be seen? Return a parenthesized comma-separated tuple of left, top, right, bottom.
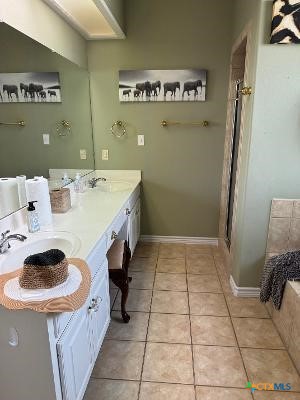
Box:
(106, 209, 127, 249)
(86, 235, 107, 279)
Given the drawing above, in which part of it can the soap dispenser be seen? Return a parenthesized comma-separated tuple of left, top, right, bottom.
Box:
(27, 201, 40, 233)
(74, 172, 83, 193)
(62, 172, 70, 186)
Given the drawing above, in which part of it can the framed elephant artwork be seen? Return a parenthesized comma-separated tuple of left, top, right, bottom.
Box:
(271, 0, 300, 44)
(0, 72, 61, 103)
(119, 69, 207, 102)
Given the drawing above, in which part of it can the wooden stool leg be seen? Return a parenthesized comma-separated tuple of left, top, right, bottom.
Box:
(109, 270, 131, 323)
(124, 240, 132, 282)
(120, 279, 130, 323)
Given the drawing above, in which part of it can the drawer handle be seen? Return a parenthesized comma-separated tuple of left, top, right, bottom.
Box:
(88, 304, 97, 313)
(125, 208, 131, 216)
(111, 231, 118, 240)
(88, 297, 102, 313)
(94, 296, 102, 306)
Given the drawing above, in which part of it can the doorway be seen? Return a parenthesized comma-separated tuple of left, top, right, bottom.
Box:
(225, 79, 244, 248)
(218, 32, 249, 266)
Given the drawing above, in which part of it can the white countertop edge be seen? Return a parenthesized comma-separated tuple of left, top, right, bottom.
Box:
(0, 170, 142, 267)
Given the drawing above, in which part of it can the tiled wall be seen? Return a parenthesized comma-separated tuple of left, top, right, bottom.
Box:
(266, 199, 300, 259)
(266, 199, 300, 374)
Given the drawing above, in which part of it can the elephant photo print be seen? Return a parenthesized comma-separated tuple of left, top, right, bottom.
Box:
(0, 72, 61, 103)
(119, 69, 207, 102)
(271, 0, 300, 43)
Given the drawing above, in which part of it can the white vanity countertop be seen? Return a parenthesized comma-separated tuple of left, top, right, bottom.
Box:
(1, 170, 141, 264)
(51, 170, 141, 260)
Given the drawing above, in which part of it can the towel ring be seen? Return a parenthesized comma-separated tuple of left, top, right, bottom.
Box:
(111, 120, 126, 138)
(56, 120, 72, 137)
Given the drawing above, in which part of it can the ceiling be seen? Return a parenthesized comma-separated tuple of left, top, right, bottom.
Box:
(43, 0, 124, 39)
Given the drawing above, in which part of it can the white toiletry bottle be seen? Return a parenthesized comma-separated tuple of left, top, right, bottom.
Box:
(74, 173, 83, 193)
(27, 201, 40, 233)
(62, 172, 70, 186)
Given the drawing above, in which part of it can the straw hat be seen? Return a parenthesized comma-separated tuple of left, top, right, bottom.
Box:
(0, 249, 91, 313)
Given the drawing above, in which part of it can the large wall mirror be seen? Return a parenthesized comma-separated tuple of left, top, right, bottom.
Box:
(0, 23, 95, 219)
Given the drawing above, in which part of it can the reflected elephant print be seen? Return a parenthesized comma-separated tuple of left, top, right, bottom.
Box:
(0, 72, 61, 103)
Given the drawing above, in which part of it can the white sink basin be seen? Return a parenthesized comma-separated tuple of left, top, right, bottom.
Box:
(0, 231, 81, 275)
(96, 180, 133, 192)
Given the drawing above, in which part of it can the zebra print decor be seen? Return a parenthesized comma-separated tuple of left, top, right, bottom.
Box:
(119, 69, 207, 102)
(0, 72, 61, 103)
(271, 0, 300, 44)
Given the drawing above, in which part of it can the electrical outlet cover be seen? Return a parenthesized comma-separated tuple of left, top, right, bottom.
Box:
(102, 149, 109, 160)
(138, 135, 145, 146)
(80, 149, 87, 160)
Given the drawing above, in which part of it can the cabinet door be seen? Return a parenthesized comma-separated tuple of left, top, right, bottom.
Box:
(89, 263, 110, 361)
(134, 198, 141, 247)
(129, 198, 140, 254)
(57, 301, 93, 400)
(128, 212, 135, 253)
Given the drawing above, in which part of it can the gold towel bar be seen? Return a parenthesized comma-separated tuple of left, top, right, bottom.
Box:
(0, 120, 25, 127)
(161, 120, 209, 128)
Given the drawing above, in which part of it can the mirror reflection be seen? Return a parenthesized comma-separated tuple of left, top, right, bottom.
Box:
(0, 24, 95, 219)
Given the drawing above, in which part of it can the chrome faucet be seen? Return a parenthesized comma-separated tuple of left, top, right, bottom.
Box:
(88, 177, 107, 188)
(0, 230, 27, 254)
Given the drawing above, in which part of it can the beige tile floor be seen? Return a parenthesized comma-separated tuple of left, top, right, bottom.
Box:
(85, 242, 300, 400)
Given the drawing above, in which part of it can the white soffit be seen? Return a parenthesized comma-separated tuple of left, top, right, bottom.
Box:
(43, 0, 125, 39)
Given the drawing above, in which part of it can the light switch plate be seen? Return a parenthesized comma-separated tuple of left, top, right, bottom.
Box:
(43, 134, 50, 145)
(102, 149, 109, 160)
(138, 135, 144, 146)
(80, 149, 87, 160)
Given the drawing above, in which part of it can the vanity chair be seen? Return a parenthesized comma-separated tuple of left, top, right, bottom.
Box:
(107, 239, 132, 323)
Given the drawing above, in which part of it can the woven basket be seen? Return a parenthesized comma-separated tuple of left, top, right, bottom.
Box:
(19, 258, 69, 289)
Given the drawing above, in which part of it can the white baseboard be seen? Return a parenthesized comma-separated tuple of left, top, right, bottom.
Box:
(140, 235, 218, 246)
(230, 275, 260, 298)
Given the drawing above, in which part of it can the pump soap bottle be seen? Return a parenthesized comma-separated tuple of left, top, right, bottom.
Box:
(27, 201, 40, 233)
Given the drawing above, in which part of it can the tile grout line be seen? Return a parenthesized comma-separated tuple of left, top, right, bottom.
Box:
(90, 376, 300, 394)
(136, 246, 159, 400)
(104, 337, 288, 351)
(212, 251, 255, 400)
(185, 246, 197, 400)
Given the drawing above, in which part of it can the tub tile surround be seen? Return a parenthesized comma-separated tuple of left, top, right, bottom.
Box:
(266, 199, 300, 255)
(84, 242, 300, 400)
(265, 199, 300, 375)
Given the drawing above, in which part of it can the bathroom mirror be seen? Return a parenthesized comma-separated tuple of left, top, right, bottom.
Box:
(0, 23, 95, 219)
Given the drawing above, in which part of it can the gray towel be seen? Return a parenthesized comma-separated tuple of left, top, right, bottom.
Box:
(260, 250, 300, 310)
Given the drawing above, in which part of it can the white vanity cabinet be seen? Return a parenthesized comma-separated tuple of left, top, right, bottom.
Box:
(57, 303, 93, 400)
(0, 181, 141, 400)
(53, 185, 141, 400)
(57, 262, 109, 400)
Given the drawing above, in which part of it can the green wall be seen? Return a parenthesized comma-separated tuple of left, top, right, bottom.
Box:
(232, 0, 300, 287)
(0, 23, 94, 178)
(229, 0, 261, 286)
(104, 0, 125, 32)
(88, 0, 234, 237)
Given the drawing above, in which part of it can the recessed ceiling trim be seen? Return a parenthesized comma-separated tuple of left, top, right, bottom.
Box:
(43, 0, 125, 40)
(43, 0, 90, 39)
(92, 0, 125, 39)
